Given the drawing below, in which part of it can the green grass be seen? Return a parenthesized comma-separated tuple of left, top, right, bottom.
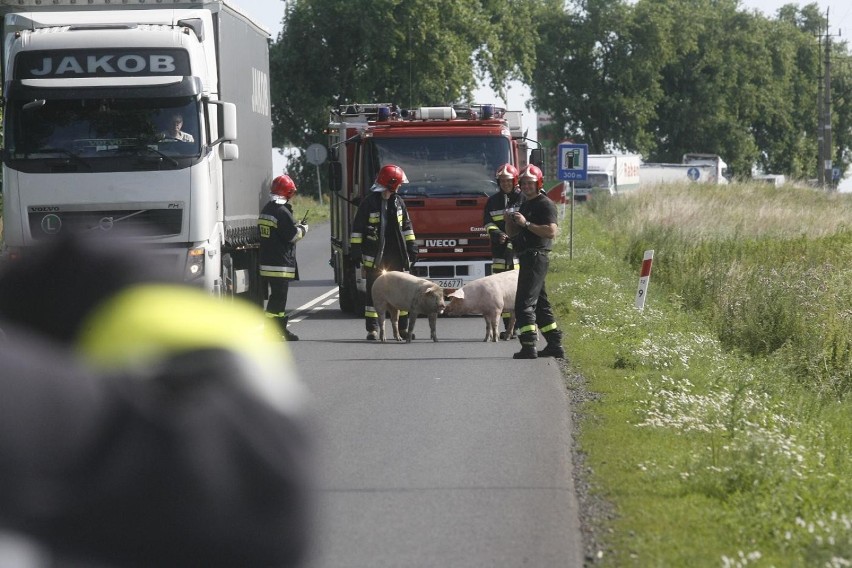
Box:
(546, 184, 852, 566)
(288, 194, 330, 225)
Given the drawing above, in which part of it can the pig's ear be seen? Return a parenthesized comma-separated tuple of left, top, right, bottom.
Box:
(448, 289, 464, 300)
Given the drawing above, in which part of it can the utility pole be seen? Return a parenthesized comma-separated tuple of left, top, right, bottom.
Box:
(817, 25, 824, 187)
(816, 9, 839, 190)
(824, 8, 833, 190)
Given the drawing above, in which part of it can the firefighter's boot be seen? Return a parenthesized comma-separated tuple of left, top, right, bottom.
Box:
(365, 306, 379, 340)
(538, 329, 565, 359)
(513, 332, 538, 359)
(278, 317, 299, 341)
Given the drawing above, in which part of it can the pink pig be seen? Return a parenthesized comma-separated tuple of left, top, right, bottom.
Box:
(444, 270, 518, 342)
(372, 271, 446, 343)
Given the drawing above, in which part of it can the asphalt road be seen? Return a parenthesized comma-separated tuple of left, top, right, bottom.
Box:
(284, 221, 583, 568)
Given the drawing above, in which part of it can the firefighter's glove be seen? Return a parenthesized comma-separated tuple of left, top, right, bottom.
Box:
(490, 231, 507, 245)
(297, 223, 309, 236)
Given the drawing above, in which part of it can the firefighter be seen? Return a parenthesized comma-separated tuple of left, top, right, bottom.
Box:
(484, 163, 522, 339)
(350, 164, 419, 341)
(504, 164, 565, 359)
(0, 235, 312, 567)
(259, 174, 309, 341)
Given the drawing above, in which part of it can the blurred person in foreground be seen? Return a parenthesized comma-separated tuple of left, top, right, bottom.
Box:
(504, 164, 565, 360)
(0, 234, 313, 567)
(259, 174, 309, 341)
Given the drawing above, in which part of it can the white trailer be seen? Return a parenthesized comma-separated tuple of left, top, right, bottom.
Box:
(641, 153, 729, 187)
(0, 0, 272, 304)
(572, 154, 641, 201)
(682, 153, 730, 184)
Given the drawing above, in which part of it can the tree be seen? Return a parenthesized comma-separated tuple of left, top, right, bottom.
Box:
(529, 0, 852, 181)
(268, 0, 556, 189)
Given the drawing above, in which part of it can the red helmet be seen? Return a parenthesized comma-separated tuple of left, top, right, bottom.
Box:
(375, 164, 408, 192)
(495, 163, 519, 186)
(519, 164, 544, 190)
(271, 175, 297, 199)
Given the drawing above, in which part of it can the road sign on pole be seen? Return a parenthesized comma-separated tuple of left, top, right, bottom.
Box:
(305, 143, 328, 202)
(557, 143, 589, 181)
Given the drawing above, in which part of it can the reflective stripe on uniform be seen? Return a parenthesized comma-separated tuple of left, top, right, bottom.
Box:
(258, 214, 277, 226)
(540, 322, 558, 334)
(351, 231, 363, 244)
(76, 284, 287, 371)
(259, 265, 296, 278)
(517, 323, 537, 335)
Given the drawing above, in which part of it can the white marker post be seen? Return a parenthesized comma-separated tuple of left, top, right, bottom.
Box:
(635, 250, 654, 310)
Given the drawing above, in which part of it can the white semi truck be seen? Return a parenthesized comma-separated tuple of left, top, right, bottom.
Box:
(0, 0, 272, 304)
(640, 153, 730, 187)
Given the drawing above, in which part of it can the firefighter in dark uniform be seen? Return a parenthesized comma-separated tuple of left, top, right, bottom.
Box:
(259, 174, 309, 341)
(350, 164, 418, 341)
(484, 163, 522, 339)
(0, 235, 312, 567)
(505, 164, 565, 359)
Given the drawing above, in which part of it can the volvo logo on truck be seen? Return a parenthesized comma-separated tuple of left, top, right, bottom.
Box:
(16, 49, 191, 79)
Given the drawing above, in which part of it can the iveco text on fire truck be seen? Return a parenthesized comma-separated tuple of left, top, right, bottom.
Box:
(327, 103, 541, 313)
(0, 0, 272, 304)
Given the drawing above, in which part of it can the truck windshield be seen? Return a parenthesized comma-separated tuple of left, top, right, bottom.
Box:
(574, 172, 611, 190)
(4, 96, 201, 172)
(371, 136, 511, 197)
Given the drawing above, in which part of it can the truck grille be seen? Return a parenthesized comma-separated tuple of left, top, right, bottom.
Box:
(28, 208, 183, 240)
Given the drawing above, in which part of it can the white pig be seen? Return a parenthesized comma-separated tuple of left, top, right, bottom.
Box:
(444, 270, 518, 342)
(371, 271, 446, 343)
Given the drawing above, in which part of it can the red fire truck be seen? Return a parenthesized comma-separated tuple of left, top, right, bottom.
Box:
(327, 103, 541, 313)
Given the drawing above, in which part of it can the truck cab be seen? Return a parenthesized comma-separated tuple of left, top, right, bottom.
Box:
(1, 1, 271, 304)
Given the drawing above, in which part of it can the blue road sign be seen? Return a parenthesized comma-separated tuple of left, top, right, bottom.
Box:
(558, 143, 588, 181)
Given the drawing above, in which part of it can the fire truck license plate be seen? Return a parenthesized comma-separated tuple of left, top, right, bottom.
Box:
(433, 279, 463, 289)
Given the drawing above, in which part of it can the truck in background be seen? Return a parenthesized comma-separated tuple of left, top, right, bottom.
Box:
(571, 154, 641, 201)
(640, 153, 730, 187)
(0, 0, 272, 304)
(682, 153, 730, 182)
(546, 153, 641, 203)
(327, 103, 541, 313)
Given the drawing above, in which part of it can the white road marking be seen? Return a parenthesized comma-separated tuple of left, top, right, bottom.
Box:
(288, 287, 338, 322)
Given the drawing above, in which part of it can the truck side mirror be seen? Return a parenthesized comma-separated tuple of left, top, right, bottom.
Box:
(529, 148, 544, 168)
(220, 142, 238, 162)
(207, 100, 237, 145)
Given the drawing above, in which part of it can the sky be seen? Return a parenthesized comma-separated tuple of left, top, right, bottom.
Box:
(243, 0, 852, 186)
